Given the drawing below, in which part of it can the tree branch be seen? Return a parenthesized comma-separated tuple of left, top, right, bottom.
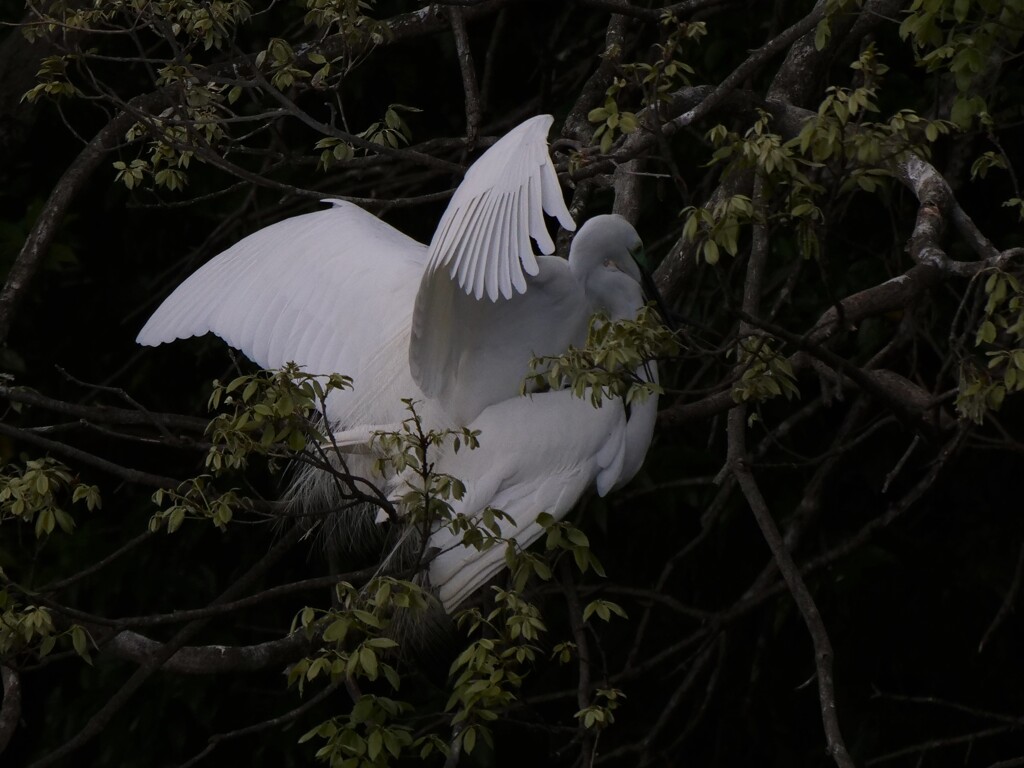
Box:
(725, 174, 856, 768)
(28, 526, 303, 768)
(0, 93, 167, 344)
(448, 7, 482, 145)
(103, 628, 310, 674)
(0, 666, 21, 757)
(0, 420, 182, 488)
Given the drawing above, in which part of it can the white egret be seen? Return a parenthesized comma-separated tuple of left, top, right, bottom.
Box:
(137, 115, 658, 610)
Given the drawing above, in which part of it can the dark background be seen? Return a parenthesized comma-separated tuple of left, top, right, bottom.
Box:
(1, 1, 1023, 766)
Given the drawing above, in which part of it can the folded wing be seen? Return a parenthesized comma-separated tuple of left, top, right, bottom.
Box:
(423, 389, 628, 610)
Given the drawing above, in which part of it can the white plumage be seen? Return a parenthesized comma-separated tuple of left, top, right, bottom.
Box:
(137, 115, 658, 610)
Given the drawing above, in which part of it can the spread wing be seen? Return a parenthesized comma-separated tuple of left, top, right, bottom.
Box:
(424, 114, 575, 302)
(411, 115, 580, 422)
(137, 200, 428, 425)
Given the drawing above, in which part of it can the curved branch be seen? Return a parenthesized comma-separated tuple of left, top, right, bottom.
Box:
(672, 2, 828, 130)
(43, 569, 378, 629)
(104, 629, 310, 674)
(568, 0, 833, 186)
(658, 263, 948, 428)
(42, 531, 155, 593)
(0, 91, 168, 345)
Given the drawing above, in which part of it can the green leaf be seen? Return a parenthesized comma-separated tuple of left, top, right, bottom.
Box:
(814, 19, 830, 51)
(367, 729, 383, 760)
(359, 645, 378, 679)
(322, 618, 349, 643)
(39, 634, 56, 657)
(977, 320, 997, 345)
(71, 625, 88, 657)
(382, 663, 401, 691)
(463, 727, 477, 754)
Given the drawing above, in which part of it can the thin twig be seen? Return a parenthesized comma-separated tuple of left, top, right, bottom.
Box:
(177, 677, 345, 768)
(978, 541, 1024, 652)
(0, 421, 182, 488)
(40, 530, 155, 593)
(27, 527, 303, 768)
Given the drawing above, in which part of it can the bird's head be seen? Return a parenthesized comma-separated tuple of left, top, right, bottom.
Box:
(569, 214, 646, 319)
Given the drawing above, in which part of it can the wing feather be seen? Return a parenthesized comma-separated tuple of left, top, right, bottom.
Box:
(459, 192, 495, 294)
(477, 191, 505, 303)
(264, 273, 320, 365)
(137, 201, 428, 425)
(425, 114, 575, 302)
(496, 192, 515, 299)
(448, 195, 481, 284)
(423, 389, 627, 610)
(509, 185, 528, 295)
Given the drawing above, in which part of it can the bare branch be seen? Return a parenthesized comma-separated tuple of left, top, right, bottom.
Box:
(0, 94, 167, 344)
(0, 666, 21, 757)
(103, 628, 310, 674)
(0, 420, 182, 488)
(978, 542, 1024, 653)
(41, 531, 156, 594)
(0, 384, 209, 434)
(27, 527, 303, 768)
(726, 413, 856, 768)
(448, 7, 482, 145)
(726, 175, 855, 768)
(177, 677, 345, 768)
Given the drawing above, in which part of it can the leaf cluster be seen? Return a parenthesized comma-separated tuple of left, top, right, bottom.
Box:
(206, 363, 352, 474)
(957, 269, 1024, 422)
(900, 0, 1024, 128)
(731, 336, 800, 405)
(0, 588, 91, 664)
(0, 456, 100, 538)
(526, 306, 676, 407)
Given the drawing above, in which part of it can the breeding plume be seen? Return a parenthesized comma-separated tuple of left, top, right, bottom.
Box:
(138, 115, 658, 610)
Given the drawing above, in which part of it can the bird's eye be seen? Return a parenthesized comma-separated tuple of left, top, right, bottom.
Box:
(603, 259, 620, 270)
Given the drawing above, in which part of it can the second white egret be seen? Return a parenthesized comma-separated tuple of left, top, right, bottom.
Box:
(137, 115, 659, 610)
